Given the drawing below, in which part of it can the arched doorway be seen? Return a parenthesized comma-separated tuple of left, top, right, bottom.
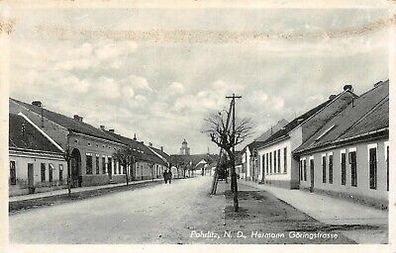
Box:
(70, 148, 82, 187)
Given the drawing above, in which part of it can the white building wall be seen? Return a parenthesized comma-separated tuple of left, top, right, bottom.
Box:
(256, 127, 302, 189)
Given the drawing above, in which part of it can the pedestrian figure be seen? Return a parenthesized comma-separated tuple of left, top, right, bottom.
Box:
(163, 170, 168, 184)
(168, 169, 172, 184)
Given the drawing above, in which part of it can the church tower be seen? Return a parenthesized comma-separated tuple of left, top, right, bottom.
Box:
(179, 139, 190, 155)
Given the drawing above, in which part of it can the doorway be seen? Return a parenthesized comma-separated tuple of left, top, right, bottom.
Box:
(310, 158, 315, 192)
(71, 148, 82, 187)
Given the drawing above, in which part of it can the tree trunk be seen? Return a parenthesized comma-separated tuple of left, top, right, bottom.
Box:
(210, 169, 218, 195)
(227, 150, 239, 212)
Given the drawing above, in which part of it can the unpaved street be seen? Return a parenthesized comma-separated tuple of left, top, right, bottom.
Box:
(10, 176, 358, 244)
(10, 176, 225, 244)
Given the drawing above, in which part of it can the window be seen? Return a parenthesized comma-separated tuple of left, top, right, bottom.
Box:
(262, 155, 265, 175)
(49, 163, 54, 182)
(368, 146, 377, 190)
(102, 157, 106, 174)
(9, 161, 16, 185)
(96, 155, 100, 174)
(59, 164, 63, 181)
(341, 151, 346, 185)
(273, 150, 277, 174)
(41, 163, 46, 182)
(322, 155, 327, 183)
(386, 144, 389, 191)
(328, 154, 333, 184)
(266, 153, 269, 174)
(86, 154, 93, 174)
(277, 149, 281, 173)
(108, 157, 112, 174)
(303, 159, 307, 181)
(114, 161, 118, 174)
(269, 152, 272, 174)
(123, 163, 126, 174)
(283, 147, 287, 173)
(349, 150, 357, 187)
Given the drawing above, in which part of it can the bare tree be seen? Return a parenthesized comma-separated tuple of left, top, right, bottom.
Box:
(202, 109, 254, 211)
(113, 147, 140, 185)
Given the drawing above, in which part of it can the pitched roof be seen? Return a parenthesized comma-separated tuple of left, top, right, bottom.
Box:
(170, 154, 219, 167)
(256, 89, 357, 149)
(150, 146, 171, 162)
(9, 114, 63, 154)
(10, 98, 122, 144)
(294, 80, 389, 154)
(242, 119, 289, 153)
(338, 97, 388, 139)
(104, 130, 167, 166)
(255, 119, 289, 142)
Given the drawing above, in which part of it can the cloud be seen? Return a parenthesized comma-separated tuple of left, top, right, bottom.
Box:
(124, 75, 152, 92)
(9, 8, 390, 154)
(96, 77, 121, 99)
(169, 82, 185, 94)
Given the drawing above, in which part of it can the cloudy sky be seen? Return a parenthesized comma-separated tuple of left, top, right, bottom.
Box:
(8, 7, 391, 154)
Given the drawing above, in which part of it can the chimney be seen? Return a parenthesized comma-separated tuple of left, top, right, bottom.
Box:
(100, 125, 105, 130)
(343, 85, 353, 92)
(329, 95, 337, 100)
(73, 115, 83, 122)
(149, 142, 153, 147)
(133, 133, 137, 140)
(32, 101, 42, 107)
(374, 81, 382, 87)
(161, 146, 164, 152)
(109, 129, 115, 133)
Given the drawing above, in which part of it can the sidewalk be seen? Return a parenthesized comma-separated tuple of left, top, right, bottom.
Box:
(10, 178, 163, 203)
(238, 180, 388, 226)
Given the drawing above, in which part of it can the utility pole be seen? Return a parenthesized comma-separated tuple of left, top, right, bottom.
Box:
(226, 93, 241, 212)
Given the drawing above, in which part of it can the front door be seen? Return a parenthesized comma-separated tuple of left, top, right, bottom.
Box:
(310, 159, 315, 192)
(27, 163, 34, 187)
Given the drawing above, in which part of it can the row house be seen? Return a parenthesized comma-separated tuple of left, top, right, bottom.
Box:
(9, 113, 67, 196)
(294, 80, 389, 208)
(241, 119, 288, 182)
(9, 98, 169, 189)
(104, 130, 169, 180)
(256, 85, 357, 189)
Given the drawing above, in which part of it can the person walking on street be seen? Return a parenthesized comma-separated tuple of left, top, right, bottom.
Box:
(163, 170, 168, 184)
(168, 169, 172, 184)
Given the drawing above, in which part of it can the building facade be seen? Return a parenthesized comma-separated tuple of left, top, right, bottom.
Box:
(294, 80, 389, 208)
(9, 113, 68, 196)
(9, 98, 168, 188)
(256, 86, 357, 189)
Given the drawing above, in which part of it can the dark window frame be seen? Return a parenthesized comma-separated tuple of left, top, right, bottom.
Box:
(102, 157, 106, 174)
(283, 147, 287, 173)
(369, 147, 377, 190)
(322, 155, 327, 183)
(48, 163, 54, 182)
(41, 163, 46, 182)
(86, 154, 93, 175)
(59, 164, 63, 181)
(277, 149, 281, 173)
(303, 159, 307, 181)
(341, 152, 346, 185)
(10, 161, 16, 185)
(96, 155, 100, 174)
(328, 154, 333, 184)
(349, 151, 357, 187)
